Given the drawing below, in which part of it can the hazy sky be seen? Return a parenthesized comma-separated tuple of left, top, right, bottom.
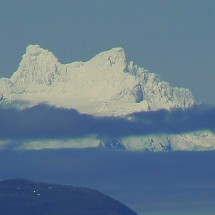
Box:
(0, 0, 215, 104)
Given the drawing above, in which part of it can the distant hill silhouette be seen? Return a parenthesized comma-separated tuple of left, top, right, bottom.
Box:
(0, 179, 138, 215)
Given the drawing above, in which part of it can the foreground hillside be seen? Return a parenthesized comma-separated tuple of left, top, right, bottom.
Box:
(0, 179, 138, 215)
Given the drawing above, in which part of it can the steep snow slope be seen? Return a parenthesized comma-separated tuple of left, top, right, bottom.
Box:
(0, 45, 214, 152)
(1, 45, 194, 115)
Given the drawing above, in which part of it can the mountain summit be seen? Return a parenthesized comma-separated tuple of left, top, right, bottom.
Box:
(0, 45, 194, 115)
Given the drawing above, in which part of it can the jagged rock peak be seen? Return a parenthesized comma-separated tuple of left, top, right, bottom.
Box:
(10, 45, 61, 89)
(16, 44, 59, 71)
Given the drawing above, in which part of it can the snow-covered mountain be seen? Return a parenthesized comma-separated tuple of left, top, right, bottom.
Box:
(0, 45, 194, 115)
(0, 45, 214, 151)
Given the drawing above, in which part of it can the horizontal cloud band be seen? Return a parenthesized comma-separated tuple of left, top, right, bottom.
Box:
(0, 104, 215, 139)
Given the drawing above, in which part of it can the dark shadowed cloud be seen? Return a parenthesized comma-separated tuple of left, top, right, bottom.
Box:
(0, 104, 215, 140)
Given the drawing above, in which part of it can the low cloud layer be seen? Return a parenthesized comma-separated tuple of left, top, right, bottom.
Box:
(0, 104, 215, 140)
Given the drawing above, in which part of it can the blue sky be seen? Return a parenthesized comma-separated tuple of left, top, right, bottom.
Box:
(0, 0, 215, 105)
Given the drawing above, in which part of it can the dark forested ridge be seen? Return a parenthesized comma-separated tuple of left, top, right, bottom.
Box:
(0, 179, 138, 215)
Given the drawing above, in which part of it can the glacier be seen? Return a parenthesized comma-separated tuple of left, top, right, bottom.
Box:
(0, 45, 214, 151)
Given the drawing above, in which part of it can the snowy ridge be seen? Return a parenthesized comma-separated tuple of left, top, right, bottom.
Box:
(0, 45, 214, 152)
